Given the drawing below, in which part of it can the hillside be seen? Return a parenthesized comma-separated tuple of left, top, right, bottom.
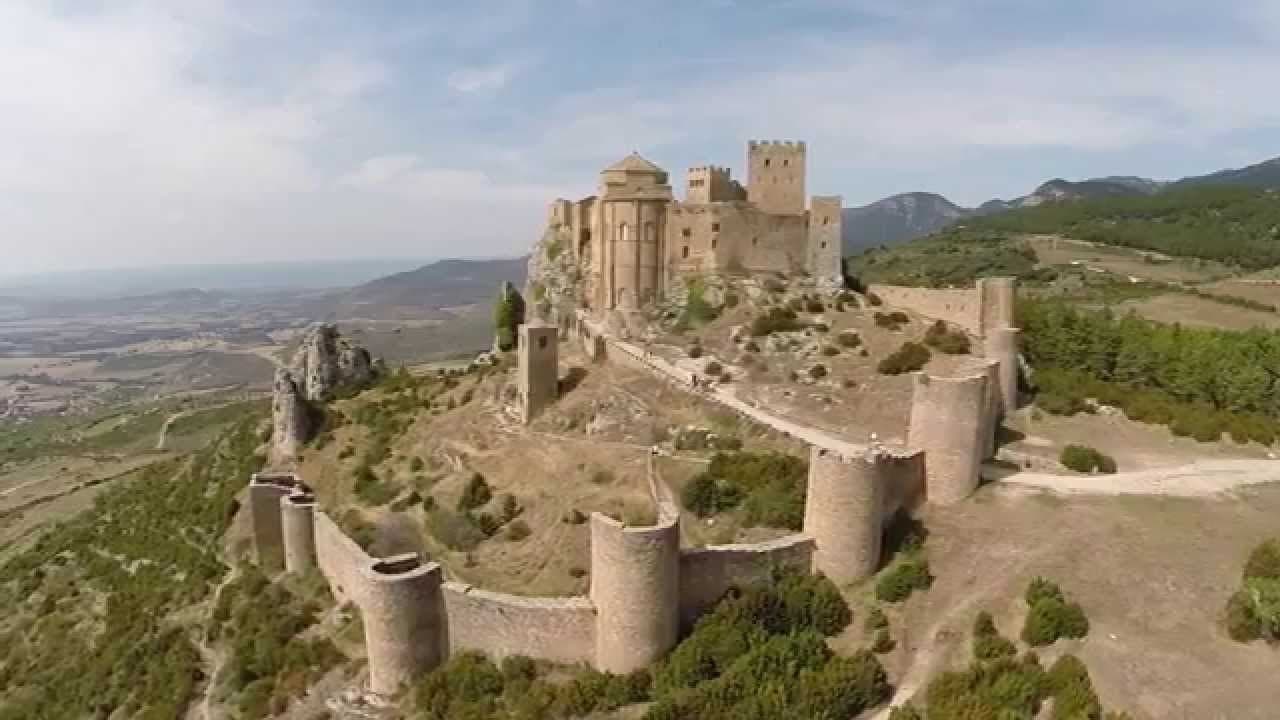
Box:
(345, 256, 528, 309)
(841, 192, 970, 255)
(1172, 156, 1280, 190)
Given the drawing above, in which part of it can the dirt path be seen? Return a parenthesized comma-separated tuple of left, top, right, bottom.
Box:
(156, 411, 186, 450)
(193, 563, 239, 720)
(993, 459, 1280, 497)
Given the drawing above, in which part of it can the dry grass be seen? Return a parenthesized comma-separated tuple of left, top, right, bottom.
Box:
(1120, 293, 1280, 331)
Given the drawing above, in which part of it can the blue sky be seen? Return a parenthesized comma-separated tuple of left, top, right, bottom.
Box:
(2, 0, 1278, 275)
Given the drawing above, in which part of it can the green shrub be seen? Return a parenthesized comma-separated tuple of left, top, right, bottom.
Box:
(457, 472, 492, 511)
(1022, 598, 1090, 646)
(805, 297, 825, 313)
(821, 344, 840, 356)
(1244, 539, 1280, 580)
(1026, 577, 1065, 607)
(808, 363, 828, 380)
(705, 360, 723, 375)
(505, 520, 531, 542)
(353, 464, 398, 506)
(1046, 654, 1102, 720)
(864, 606, 889, 632)
(688, 344, 704, 359)
(972, 612, 1017, 661)
(1037, 392, 1090, 416)
(875, 557, 933, 602)
(427, 509, 487, 551)
(409, 456, 425, 472)
(750, 307, 804, 336)
(1059, 444, 1117, 474)
(680, 450, 807, 530)
(871, 628, 895, 653)
(877, 341, 931, 375)
(923, 320, 972, 354)
(1225, 588, 1264, 642)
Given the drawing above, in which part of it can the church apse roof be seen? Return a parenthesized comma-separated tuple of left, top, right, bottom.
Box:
(603, 152, 666, 175)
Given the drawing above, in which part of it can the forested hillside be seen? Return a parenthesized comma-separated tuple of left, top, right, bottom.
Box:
(964, 186, 1280, 269)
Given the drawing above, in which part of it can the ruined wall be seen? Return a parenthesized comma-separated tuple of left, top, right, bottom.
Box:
(984, 327, 1021, 414)
(249, 473, 300, 572)
(808, 195, 844, 284)
(281, 492, 318, 574)
(442, 583, 595, 665)
(362, 555, 447, 695)
(678, 535, 813, 625)
(747, 140, 806, 215)
(868, 285, 982, 335)
(907, 370, 988, 505)
(518, 324, 559, 424)
(590, 511, 680, 673)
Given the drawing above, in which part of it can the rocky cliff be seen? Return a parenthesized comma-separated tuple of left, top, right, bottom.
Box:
(270, 368, 310, 464)
(525, 225, 583, 328)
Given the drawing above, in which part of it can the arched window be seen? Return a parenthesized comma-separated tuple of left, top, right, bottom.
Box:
(682, 246, 689, 258)
(618, 222, 629, 244)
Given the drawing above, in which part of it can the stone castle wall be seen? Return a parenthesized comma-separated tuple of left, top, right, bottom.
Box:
(747, 140, 806, 215)
(589, 510, 681, 674)
(867, 284, 983, 335)
(442, 583, 595, 665)
(280, 492, 317, 575)
(249, 473, 301, 572)
(678, 535, 814, 625)
(808, 195, 844, 283)
(666, 202, 809, 278)
(313, 509, 375, 606)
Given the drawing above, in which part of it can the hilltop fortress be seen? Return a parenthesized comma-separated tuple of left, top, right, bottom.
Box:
(535, 141, 843, 327)
(249, 140, 1027, 698)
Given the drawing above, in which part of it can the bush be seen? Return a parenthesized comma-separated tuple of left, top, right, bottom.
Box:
(808, 364, 828, 380)
(805, 297, 825, 313)
(866, 291, 883, 306)
(500, 493, 521, 521)
(923, 320, 971, 354)
(836, 331, 862, 348)
(1026, 577, 1065, 607)
(427, 509, 487, 551)
(1022, 598, 1089, 646)
(750, 307, 804, 336)
(875, 557, 933, 602)
(871, 628, 895, 653)
(353, 464, 398, 506)
(821, 344, 840, 356)
(877, 342, 931, 375)
(505, 520, 531, 542)
(1059, 444, 1117, 473)
(864, 606, 889, 632)
(1244, 539, 1280, 580)
(972, 612, 1017, 661)
(457, 472, 492, 511)
(688, 344, 704, 359)
(680, 451, 807, 529)
(704, 360, 723, 375)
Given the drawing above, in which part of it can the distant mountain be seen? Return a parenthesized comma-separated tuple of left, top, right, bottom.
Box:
(345, 257, 528, 309)
(842, 154, 1280, 253)
(841, 192, 970, 254)
(1170, 156, 1280, 190)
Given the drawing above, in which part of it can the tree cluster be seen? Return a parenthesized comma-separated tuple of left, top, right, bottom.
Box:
(680, 450, 808, 530)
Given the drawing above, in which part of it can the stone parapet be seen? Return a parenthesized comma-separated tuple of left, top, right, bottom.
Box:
(442, 583, 595, 665)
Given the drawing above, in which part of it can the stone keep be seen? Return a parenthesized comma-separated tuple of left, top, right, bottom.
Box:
(518, 324, 559, 424)
(907, 370, 989, 505)
(803, 447, 891, 584)
(589, 512, 680, 673)
(747, 140, 806, 215)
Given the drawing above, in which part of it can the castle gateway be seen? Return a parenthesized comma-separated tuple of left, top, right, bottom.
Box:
(546, 141, 844, 313)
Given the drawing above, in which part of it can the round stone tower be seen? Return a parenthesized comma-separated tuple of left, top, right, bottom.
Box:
(907, 370, 989, 505)
(248, 473, 300, 572)
(977, 276, 1017, 336)
(361, 555, 445, 695)
(803, 446, 892, 584)
(280, 491, 317, 574)
(983, 327, 1021, 415)
(589, 511, 680, 673)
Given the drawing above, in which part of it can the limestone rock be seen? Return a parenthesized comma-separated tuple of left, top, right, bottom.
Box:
(271, 368, 310, 463)
(290, 322, 379, 402)
(525, 225, 581, 328)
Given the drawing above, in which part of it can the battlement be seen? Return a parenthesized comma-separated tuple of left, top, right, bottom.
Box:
(748, 139, 806, 215)
(748, 139, 807, 151)
(685, 165, 740, 204)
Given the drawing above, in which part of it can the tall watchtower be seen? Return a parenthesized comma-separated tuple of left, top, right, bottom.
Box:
(747, 140, 806, 215)
(518, 323, 559, 424)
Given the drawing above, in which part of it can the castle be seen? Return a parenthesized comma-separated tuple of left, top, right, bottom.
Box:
(546, 140, 844, 315)
(251, 276, 1022, 696)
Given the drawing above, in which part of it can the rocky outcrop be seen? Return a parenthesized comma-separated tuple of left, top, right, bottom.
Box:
(271, 368, 310, 463)
(291, 322, 378, 402)
(269, 323, 379, 464)
(525, 226, 582, 328)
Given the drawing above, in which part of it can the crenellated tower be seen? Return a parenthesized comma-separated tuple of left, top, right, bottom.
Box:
(747, 140, 806, 215)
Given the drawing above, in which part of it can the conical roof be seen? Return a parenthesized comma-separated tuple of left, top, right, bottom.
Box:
(604, 152, 665, 174)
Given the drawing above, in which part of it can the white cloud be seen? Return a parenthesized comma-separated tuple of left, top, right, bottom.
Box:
(446, 63, 516, 94)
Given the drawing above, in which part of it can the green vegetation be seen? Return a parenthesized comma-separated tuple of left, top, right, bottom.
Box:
(749, 306, 804, 336)
(494, 282, 528, 352)
(875, 555, 933, 602)
(646, 571, 884, 720)
(1023, 298, 1280, 443)
(680, 450, 807, 530)
(677, 276, 721, 330)
(458, 472, 493, 511)
(877, 341, 931, 375)
(874, 310, 910, 330)
(849, 229, 1041, 288)
(922, 320, 970, 355)
(895, 594, 1125, 719)
(1021, 578, 1089, 646)
(836, 330, 862, 348)
(210, 568, 341, 718)
(0, 417, 264, 719)
(1059, 444, 1117, 474)
(968, 185, 1280, 269)
(1224, 538, 1280, 643)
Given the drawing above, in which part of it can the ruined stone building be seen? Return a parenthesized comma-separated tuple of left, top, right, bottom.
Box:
(544, 140, 844, 315)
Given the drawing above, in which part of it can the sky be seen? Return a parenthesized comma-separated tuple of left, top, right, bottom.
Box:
(2, 0, 1279, 277)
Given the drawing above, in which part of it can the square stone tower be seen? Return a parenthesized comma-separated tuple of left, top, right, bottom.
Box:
(808, 195, 844, 284)
(518, 323, 559, 424)
(747, 140, 806, 215)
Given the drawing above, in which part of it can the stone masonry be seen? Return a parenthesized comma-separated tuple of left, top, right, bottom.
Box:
(518, 323, 559, 424)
